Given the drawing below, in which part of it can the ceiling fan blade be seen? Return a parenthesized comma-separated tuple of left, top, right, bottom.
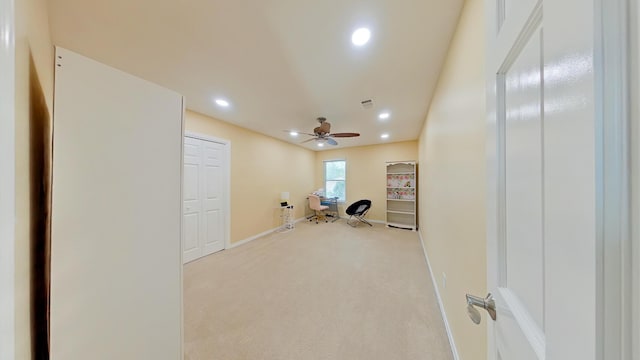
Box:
(326, 137, 338, 146)
(300, 138, 317, 144)
(282, 130, 316, 136)
(330, 132, 360, 138)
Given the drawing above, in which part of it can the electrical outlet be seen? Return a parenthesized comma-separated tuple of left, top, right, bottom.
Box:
(442, 272, 447, 289)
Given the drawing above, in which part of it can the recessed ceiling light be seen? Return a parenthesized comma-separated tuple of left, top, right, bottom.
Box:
(351, 28, 371, 46)
(379, 112, 390, 120)
(381, 133, 390, 139)
(289, 131, 299, 137)
(215, 99, 230, 107)
(318, 143, 324, 147)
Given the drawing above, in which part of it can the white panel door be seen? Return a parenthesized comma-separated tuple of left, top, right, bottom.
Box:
(183, 136, 226, 263)
(201, 140, 225, 255)
(183, 137, 202, 263)
(51, 47, 183, 360)
(499, 24, 544, 360)
(486, 0, 597, 359)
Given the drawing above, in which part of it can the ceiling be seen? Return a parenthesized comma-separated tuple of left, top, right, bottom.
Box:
(46, 0, 464, 150)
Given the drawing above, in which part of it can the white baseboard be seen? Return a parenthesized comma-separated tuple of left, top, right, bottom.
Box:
(301, 215, 385, 225)
(228, 217, 309, 249)
(418, 231, 460, 360)
(228, 226, 279, 249)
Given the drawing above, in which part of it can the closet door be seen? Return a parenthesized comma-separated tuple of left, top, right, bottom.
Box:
(201, 140, 225, 255)
(183, 137, 203, 263)
(183, 136, 226, 264)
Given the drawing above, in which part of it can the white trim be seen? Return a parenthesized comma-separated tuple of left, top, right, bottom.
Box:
(178, 99, 185, 359)
(228, 217, 309, 250)
(184, 130, 229, 145)
(368, 219, 386, 225)
(228, 225, 281, 249)
(184, 131, 232, 250)
(0, 0, 15, 357)
(630, 0, 640, 357)
(417, 231, 460, 360)
(227, 216, 384, 250)
(594, 0, 633, 358)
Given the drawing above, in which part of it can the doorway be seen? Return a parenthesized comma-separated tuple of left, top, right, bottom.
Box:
(183, 132, 230, 264)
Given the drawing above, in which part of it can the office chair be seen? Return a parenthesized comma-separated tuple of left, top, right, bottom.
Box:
(345, 199, 372, 227)
(308, 194, 329, 224)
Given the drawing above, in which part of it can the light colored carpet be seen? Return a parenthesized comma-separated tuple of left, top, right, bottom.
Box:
(184, 220, 453, 360)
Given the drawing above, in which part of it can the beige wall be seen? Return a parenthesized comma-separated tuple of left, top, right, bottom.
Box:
(187, 110, 417, 239)
(417, 0, 487, 359)
(186, 110, 316, 244)
(14, 0, 54, 357)
(314, 141, 417, 222)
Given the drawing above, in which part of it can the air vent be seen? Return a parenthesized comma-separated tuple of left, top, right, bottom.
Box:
(360, 99, 373, 109)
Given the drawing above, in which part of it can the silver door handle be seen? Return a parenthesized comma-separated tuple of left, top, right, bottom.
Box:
(466, 293, 497, 324)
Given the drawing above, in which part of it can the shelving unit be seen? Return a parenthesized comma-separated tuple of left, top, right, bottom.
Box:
(386, 161, 417, 231)
(278, 205, 295, 232)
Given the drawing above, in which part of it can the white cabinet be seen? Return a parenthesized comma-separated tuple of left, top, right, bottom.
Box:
(386, 161, 417, 231)
(51, 47, 183, 359)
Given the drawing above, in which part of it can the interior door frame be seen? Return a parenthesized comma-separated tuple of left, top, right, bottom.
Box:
(184, 131, 231, 250)
(630, 0, 640, 357)
(0, 0, 16, 358)
(595, 0, 633, 358)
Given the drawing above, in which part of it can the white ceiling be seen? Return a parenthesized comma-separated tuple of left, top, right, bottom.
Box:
(47, 0, 464, 150)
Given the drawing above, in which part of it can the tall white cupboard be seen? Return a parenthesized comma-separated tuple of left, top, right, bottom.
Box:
(50, 47, 184, 360)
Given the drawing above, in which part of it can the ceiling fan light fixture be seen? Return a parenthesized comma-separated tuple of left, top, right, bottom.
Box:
(351, 28, 371, 46)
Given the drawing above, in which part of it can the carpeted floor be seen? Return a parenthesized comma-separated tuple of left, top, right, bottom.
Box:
(183, 220, 453, 360)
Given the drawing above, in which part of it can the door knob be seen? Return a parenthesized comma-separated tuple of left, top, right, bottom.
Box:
(466, 293, 497, 324)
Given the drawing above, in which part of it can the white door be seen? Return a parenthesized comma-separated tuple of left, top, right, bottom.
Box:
(183, 136, 226, 263)
(183, 137, 202, 263)
(485, 0, 598, 359)
(201, 140, 225, 255)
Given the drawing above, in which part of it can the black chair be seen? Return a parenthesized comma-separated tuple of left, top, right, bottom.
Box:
(345, 199, 372, 227)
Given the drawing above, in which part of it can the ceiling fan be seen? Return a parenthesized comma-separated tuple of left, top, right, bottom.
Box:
(287, 117, 360, 146)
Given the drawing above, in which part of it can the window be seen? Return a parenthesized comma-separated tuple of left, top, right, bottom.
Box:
(324, 160, 346, 202)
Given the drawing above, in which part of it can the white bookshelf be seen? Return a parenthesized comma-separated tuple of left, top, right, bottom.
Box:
(386, 161, 417, 231)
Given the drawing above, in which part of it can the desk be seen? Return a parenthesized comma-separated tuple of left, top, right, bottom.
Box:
(320, 197, 339, 222)
(306, 196, 339, 222)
